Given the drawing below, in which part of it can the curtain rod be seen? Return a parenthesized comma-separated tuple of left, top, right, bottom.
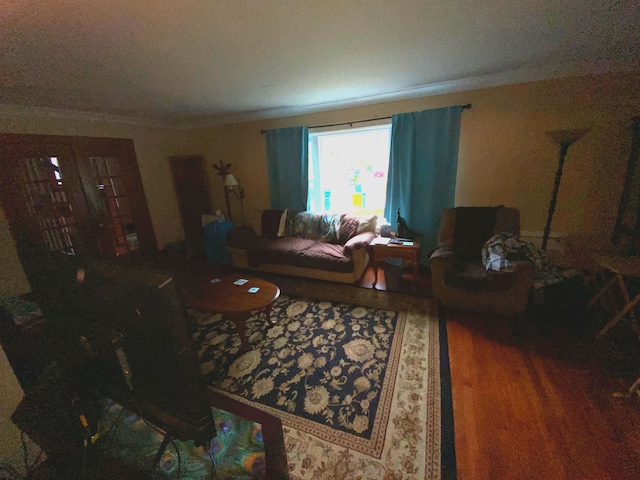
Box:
(260, 103, 471, 134)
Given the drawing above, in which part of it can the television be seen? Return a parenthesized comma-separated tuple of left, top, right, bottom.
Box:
(25, 250, 216, 447)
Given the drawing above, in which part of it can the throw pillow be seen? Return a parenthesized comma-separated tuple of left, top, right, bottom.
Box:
(337, 214, 359, 244)
(293, 211, 323, 240)
(319, 213, 341, 243)
(356, 214, 377, 234)
(277, 209, 288, 237)
(284, 209, 299, 237)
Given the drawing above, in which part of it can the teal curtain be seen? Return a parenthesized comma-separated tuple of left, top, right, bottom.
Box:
(384, 106, 463, 262)
(265, 126, 309, 211)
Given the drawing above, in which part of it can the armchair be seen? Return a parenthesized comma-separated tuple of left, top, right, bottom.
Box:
(429, 207, 535, 316)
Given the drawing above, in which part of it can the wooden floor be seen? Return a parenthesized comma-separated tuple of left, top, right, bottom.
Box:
(446, 307, 640, 480)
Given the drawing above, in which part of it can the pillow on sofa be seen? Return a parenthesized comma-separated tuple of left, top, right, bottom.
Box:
(320, 213, 341, 243)
(298, 212, 323, 240)
(277, 209, 288, 237)
(357, 214, 377, 234)
(282, 211, 342, 242)
(337, 214, 360, 245)
(284, 209, 299, 237)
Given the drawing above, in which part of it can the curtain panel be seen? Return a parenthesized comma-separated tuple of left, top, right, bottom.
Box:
(384, 106, 463, 262)
(265, 126, 309, 211)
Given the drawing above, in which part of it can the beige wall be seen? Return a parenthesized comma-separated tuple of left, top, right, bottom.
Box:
(192, 72, 640, 257)
(0, 343, 27, 472)
(0, 206, 31, 296)
(1, 72, 639, 293)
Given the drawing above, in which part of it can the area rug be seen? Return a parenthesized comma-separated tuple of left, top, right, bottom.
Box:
(190, 286, 455, 480)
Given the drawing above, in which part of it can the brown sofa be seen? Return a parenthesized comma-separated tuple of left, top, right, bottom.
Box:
(429, 206, 535, 316)
(226, 210, 376, 283)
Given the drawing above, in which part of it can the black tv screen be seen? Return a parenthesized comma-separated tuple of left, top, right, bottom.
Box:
(27, 252, 215, 445)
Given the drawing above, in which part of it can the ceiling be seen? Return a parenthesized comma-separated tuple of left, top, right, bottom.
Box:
(1, 1, 638, 127)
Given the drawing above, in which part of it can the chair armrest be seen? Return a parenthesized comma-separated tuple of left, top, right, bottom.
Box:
(430, 246, 455, 266)
(344, 232, 376, 255)
(226, 225, 259, 249)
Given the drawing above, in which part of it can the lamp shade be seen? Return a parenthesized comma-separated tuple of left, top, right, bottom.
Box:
(546, 129, 590, 146)
(224, 174, 239, 187)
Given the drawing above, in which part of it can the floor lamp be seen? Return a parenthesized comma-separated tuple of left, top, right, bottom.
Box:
(541, 129, 589, 251)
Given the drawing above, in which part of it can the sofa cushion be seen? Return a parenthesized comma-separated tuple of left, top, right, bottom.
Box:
(292, 211, 321, 239)
(226, 225, 259, 249)
(321, 214, 341, 242)
(344, 231, 376, 255)
(453, 206, 501, 263)
(282, 211, 341, 243)
(261, 209, 284, 238)
(277, 209, 288, 237)
(356, 214, 377, 234)
(248, 237, 354, 273)
(284, 209, 299, 237)
(443, 262, 515, 291)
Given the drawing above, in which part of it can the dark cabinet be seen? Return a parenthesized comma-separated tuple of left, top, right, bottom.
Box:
(170, 155, 211, 249)
(613, 116, 640, 250)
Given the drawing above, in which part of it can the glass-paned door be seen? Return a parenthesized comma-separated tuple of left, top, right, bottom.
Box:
(19, 156, 78, 254)
(72, 136, 156, 258)
(89, 156, 139, 256)
(1, 134, 156, 263)
(0, 141, 92, 256)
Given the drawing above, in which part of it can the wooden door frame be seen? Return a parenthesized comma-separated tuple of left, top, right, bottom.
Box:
(0, 133, 157, 258)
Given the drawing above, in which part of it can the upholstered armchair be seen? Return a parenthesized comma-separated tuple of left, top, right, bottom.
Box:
(429, 206, 535, 316)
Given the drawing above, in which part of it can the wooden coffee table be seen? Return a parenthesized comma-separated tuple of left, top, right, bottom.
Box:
(185, 275, 281, 351)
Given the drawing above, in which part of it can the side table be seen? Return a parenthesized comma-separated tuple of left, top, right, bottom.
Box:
(588, 254, 640, 338)
(588, 254, 640, 399)
(369, 237, 421, 289)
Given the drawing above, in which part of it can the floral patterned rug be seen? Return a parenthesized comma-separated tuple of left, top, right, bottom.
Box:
(191, 286, 451, 479)
(192, 295, 403, 455)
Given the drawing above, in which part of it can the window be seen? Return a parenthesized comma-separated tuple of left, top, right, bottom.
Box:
(308, 122, 391, 219)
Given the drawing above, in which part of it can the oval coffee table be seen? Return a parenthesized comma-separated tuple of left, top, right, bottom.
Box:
(186, 275, 281, 351)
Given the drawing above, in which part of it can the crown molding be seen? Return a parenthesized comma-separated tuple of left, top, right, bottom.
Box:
(178, 62, 588, 129)
(0, 103, 176, 129)
(180, 60, 640, 129)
